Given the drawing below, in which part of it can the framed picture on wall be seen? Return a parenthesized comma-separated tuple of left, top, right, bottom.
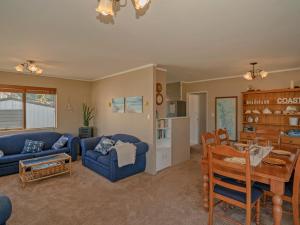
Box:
(112, 97, 125, 113)
(215, 96, 238, 141)
(125, 96, 143, 113)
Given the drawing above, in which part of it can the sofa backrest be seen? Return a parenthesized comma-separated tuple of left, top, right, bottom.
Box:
(111, 134, 140, 144)
(0, 132, 62, 155)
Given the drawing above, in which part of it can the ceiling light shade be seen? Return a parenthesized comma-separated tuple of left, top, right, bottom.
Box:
(259, 70, 268, 78)
(28, 63, 38, 72)
(36, 68, 43, 75)
(96, 0, 114, 16)
(134, 0, 150, 9)
(15, 64, 24, 72)
(15, 60, 43, 75)
(243, 72, 253, 81)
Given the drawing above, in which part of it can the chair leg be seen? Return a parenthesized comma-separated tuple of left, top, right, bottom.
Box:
(208, 195, 214, 225)
(246, 205, 252, 225)
(292, 197, 299, 225)
(262, 192, 267, 206)
(256, 200, 261, 225)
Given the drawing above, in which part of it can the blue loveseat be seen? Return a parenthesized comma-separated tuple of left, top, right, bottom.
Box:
(0, 132, 79, 176)
(80, 134, 148, 182)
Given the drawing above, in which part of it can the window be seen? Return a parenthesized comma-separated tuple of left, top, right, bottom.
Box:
(0, 85, 57, 130)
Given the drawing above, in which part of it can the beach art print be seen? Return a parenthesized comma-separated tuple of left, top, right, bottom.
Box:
(125, 96, 143, 113)
(112, 97, 125, 113)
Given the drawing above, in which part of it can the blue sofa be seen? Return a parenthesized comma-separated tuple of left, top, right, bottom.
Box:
(0, 132, 79, 176)
(0, 194, 12, 225)
(80, 134, 148, 182)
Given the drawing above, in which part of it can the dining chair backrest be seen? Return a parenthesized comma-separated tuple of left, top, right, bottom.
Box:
(293, 154, 300, 203)
(201, 132, 216, 159)
(255, 128, 280, 146)
(215, 128, 230, 145)
(208, 145, 252, 207)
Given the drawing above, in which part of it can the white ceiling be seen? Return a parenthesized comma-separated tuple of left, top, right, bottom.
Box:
(0, 0, 300, 82)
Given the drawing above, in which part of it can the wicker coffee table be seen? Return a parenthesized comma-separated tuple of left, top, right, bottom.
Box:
(19, 153, 72, 187)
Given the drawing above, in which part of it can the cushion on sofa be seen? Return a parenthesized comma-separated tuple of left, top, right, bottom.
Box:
(33, 148, 69, 158)
(85, 150, 110, 166)
(0, 132, 62, 155)
(52, 135, 68, 150)
(94, 137, 115, 155)
(22, 140, 45, 154)
(0, 150, 4, 158)
(86, 150, 102, 160)
(111, 134, 140, 143)
(0, 153, 35, 165)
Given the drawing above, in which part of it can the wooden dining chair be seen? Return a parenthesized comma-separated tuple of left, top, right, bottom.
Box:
(254, 154, 300, 225)
(208, 145, 263, 225)
(215, 128, 230, 145)
(255, 128, 281, 148)
(201, 132, 216, 159)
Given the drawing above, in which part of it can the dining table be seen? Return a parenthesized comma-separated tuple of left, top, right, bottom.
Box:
(200, 144, 299, 225)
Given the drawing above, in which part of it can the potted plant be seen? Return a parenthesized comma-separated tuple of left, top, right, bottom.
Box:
(79, 104, 95, 139)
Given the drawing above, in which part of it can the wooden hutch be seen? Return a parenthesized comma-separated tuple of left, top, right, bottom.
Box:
(240, 88, 300, 150)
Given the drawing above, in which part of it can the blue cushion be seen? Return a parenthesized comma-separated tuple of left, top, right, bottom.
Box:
(85, 150, 110, 166)
(214, 178, 263, 204)
(254, 181, 294, 197)
(0, 132, 62, 155)
(111, 134, 140, 143)
(33, 148, 69, 158)
(96, 154, 110, 166)
(22, 140, 44, 154)
(0, 153, 35, 165)
(52, 135, 68, 150)
(94, 137, 115, 155)
(86, 150, 103, 160)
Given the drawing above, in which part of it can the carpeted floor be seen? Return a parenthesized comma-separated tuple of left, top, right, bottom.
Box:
(0, 148, 294, 225)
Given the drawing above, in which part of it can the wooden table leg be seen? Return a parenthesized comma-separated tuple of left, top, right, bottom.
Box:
(270, 180, 284, 225)
(203, 174, 209, 211)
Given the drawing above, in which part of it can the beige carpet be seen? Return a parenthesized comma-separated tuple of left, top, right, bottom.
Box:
(0, 150, 294, 225)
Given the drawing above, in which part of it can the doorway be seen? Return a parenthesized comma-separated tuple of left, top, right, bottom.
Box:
(188, 92, 208, 146)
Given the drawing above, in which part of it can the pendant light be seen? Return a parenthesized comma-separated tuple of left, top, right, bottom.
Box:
(243, 62, 268, 81)
(96, 0, 114, 16)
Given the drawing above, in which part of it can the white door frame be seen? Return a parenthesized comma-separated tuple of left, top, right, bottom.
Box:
(186, 91, 209, 143)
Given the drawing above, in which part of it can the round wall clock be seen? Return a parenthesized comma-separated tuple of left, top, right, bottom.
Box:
(156, 93, 164, 105)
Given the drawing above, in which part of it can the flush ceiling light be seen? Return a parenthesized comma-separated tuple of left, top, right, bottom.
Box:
(96, 0, 150, 17)
(243, 62, 268, 81)
(15, 60, 43, 75)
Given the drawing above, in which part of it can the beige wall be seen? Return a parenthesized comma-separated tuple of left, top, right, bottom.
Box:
(182, 70, 300, 136)
(0, 71, 92, 136)
(91, 66, 156, 174)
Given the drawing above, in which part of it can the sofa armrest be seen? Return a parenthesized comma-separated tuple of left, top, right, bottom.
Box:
(110, 141, 149, 161)
(0, 194, 12, 225)
(64, 134, 80, 161)
(80, 137, 102, 159)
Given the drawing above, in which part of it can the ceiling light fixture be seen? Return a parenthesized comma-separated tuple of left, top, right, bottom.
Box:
(15, 60, 43, 75)
(243, 62, 268, 81)
(96, 0, 150, 17)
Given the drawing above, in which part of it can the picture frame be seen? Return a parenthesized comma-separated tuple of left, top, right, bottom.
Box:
(125, 96, 143, 113)
(215, 96, 238, 141)
(112, 97, 125, 113)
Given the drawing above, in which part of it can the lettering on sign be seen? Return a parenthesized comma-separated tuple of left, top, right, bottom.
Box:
(277, 97, 300, 104)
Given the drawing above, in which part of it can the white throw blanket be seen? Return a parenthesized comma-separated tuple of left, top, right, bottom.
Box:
(114, 142, 137, 167)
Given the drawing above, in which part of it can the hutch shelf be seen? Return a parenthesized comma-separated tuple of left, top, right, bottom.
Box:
(241, 88, 300, 150)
